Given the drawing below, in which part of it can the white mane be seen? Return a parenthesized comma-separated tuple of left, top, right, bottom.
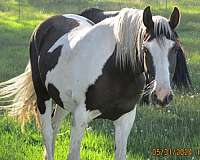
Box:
(113, 8, 173, 70)
(113, 8, 143, 69)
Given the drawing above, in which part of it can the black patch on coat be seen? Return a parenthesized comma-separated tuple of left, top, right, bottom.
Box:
(48, 83, 64, 108)
(35, 15, 79, 56)
(85, 52, 145, 121)
(39, 45, 63, 83)
(30, 40, 50, 114)
(172, 46, 192, 88)
(80, 8, 104, 24)
(80, 8, 119, 24)
(30, 15, 79, 114)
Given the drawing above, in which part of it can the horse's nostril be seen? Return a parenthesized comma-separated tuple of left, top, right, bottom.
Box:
(164, 94, 173, 105)
(168, 94, 173, 102)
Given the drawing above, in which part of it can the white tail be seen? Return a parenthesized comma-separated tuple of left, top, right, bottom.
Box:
(0, 62, 40, 131)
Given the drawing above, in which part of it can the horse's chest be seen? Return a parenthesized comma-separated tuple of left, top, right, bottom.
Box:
(85, 62, 145, 120)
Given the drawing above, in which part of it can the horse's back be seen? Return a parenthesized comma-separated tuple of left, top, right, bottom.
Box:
(29, 14, 93, 109)
(30, 14, 92, 79)
(80, 8, 119, 24)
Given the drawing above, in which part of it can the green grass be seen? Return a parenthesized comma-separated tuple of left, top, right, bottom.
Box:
(0, 0, 200, 160)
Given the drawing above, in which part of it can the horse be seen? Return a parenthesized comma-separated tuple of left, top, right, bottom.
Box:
(79, 7, 192, 104)
(0, 6, 181, 160)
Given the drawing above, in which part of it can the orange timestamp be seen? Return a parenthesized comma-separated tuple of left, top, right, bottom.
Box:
(152, 148, 193, 156)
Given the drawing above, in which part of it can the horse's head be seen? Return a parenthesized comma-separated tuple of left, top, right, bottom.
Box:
(142, 6, 180, 106)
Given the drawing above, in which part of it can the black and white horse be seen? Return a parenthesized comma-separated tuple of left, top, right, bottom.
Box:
(80, 7, 192, 104)
(0, 6, 181, 160)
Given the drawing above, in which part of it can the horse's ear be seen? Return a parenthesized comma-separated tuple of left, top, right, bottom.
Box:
(143, 6, 154, 31)
(169, 7, 180, 30)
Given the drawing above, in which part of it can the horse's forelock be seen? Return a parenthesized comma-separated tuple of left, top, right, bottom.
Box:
(152, 16, 175, 41)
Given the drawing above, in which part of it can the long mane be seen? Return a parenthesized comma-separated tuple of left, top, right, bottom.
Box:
(113, 8, 174, 70)
(113, 8, 143, 69)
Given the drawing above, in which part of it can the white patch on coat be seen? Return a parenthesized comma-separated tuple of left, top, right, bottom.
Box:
(45, 16, 116, 112)
(47, 14, 94, 56)
(48, 15, 92, 56)
(63, 14, 94, 26)
(104, 11, 119, 15)
(114, 106, 137, 160)
(40, 100, 53, 160)
(48, 33, 67, 53)
(144, 37, 174, 101)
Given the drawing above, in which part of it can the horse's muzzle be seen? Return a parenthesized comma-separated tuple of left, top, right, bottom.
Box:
(151, 92, 173, 107)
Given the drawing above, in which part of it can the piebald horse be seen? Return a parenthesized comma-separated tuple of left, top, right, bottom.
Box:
(0, 6, 181, 160)
(80, 7, 192, 105)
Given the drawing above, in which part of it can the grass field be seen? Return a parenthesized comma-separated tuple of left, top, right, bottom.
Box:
(0, 0, 200, 160)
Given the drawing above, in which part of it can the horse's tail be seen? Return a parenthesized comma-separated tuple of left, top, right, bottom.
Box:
(0, 62, 40, 131)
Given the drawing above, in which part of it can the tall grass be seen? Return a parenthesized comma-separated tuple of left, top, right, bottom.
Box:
(0, 0, 200, 159)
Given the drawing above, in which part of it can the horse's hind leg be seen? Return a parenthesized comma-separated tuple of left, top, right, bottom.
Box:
(30, 35, 54, 160)
(114, 106, 137, 160)
(38, 99, 54, 160)
(68, 102, 88, 160)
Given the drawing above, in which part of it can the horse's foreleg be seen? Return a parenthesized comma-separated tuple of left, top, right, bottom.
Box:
(39, 99, 54, 160)
(68, 102, 88, 160)
(52, 105, 69, 153)
(114, 106, 137, 160)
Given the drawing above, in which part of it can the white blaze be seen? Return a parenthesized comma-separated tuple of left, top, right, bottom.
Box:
(144, 37, 174, 101)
